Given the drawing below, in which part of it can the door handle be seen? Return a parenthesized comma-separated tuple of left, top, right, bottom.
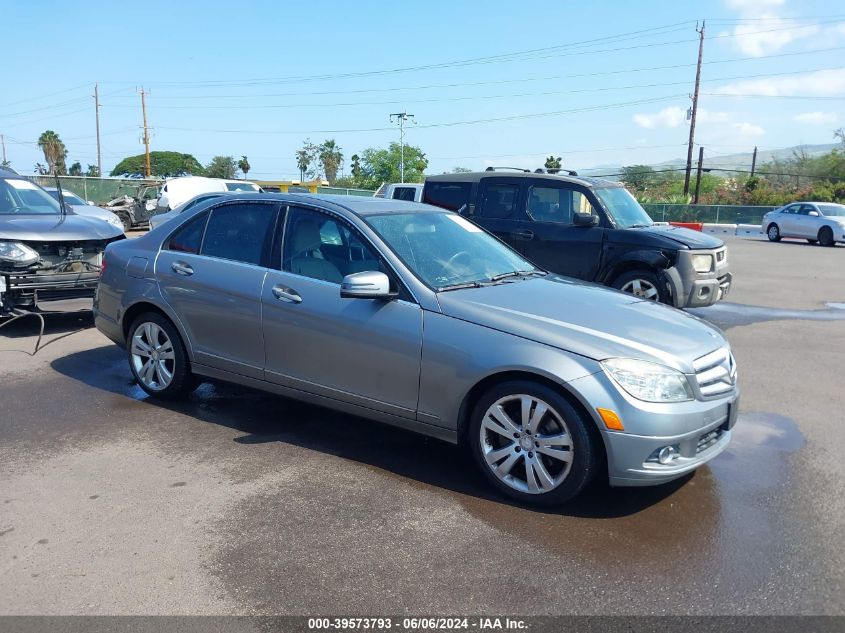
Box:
(272, 285, 302, 304)
(171, 261, 194, 276)
(511, 229, 534, 240)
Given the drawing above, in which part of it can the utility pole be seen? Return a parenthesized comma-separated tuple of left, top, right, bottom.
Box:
(390, 112, 415, 183)
(93, 83, 102, 177)
(693, 146, 704, 204)
(750, 145, 758, 177)
(139, 88, 151, 179)
(684, 20, 705, 197)
(1, 134, 6, 165)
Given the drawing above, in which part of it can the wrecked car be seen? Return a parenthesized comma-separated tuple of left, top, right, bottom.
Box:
(0, 168, 124, 316)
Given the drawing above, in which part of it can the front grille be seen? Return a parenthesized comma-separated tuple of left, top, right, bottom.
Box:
(693, 347, 737, 398)
(696, 428, 723, 454)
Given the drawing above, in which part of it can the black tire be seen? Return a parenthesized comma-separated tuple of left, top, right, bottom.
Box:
(127, 312, 194, 399)
(767, 223, 781, 242)
(611, 269, 671, 304)
(807, 239, 818, 245)
(118, 211, 132, 233)
(469, 380, 601, 505)
(818, 226, 835, 247)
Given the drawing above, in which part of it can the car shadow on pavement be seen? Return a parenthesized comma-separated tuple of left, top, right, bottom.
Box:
(51, 345, 695, 520)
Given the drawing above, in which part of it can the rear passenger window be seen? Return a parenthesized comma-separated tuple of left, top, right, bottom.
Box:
(423, 182, 471, 211)
(527, 186, 596, 224)
(480, 184, 519, 219)
(200, 203, 276, 266)
(392, 187, 417, 201)
(167, 212, 207, 254)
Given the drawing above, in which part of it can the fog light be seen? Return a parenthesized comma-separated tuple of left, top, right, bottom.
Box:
(657, 446, 677, 464)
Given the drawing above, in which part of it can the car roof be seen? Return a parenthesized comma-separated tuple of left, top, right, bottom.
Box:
(207, 192, 440, 216)
(0, 167, 24, 179)
(425, 170, 619, 188)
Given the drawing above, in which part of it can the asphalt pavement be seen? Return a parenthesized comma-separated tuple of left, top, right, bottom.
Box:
(1, 235, 843, 615)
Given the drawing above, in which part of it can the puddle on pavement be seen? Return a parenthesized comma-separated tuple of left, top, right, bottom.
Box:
(689, 301, 845, 329)
(454, 411, 804, 585)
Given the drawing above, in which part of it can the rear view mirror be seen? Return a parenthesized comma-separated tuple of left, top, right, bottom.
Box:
(340, 271, 396, 300)
(574, 213, 599, 227)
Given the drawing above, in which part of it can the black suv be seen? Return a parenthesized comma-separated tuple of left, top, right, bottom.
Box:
(423, 169, 731, 308)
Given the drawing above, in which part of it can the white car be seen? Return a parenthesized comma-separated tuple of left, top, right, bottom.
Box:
(373, 182, 423, 202)
(156, 176, 261, 212)
(43, 186, 125, 232)
(763, 202, 845, 246)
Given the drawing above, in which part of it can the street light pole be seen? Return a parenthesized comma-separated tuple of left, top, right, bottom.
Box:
(390, 112, 415, 183)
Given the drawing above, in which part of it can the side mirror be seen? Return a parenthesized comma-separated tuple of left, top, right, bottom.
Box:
(340, 271, 396, 300)
(574, 212, 599, 227)
(87, 200, 95, 205)
(808, 211, 820, 217)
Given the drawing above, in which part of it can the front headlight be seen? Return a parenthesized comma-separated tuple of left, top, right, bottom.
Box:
(602, 358, 694, 403)
(0, 241, 39, 268)
(691, 253, 713, 273)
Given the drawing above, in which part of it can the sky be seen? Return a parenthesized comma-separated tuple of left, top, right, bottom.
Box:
(2, 0, 844, 181)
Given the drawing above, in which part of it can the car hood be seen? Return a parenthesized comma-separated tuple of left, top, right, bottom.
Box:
(436, 275, 726, 372)
(0, 213, 124, 241)
(635, 225, 724, 249)
(69, 204, 118, 222)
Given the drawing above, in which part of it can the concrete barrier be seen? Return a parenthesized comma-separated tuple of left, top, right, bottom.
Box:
(735, 223, 763, 236)
(702, 224, 737, 235)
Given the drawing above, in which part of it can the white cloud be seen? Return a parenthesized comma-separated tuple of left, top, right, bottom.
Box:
(731, 122, 765, 136)
(633, 107, 730, 129)
(793, 111, 839, 124)
(711, 68, 845, 96)
(721, 16, 819, 57)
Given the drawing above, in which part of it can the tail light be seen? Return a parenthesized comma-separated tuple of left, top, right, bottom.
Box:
(99, 254, 107, 278)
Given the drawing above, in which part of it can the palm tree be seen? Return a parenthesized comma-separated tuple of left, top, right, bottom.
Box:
(296, 149, 311, 182)
(319, 139, 343, 185)
(37, 130, 68, 175)
(544, 155, 562, 174)
(237, 155, 251, 179)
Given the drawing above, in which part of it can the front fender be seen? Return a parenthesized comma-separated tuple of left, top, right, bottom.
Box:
(599, 249, 674, 286)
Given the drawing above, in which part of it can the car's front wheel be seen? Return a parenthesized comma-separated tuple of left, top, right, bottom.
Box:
(767, 223, 781, 242)
(818, 226, 835, 247)
(469, 381, 601, 505)
(611, 269, 670, 303)
(127, 312, 194, 399)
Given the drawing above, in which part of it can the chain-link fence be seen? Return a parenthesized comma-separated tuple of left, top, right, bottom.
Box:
(641, 204, 776, 225)
(24, 175, 163, 205)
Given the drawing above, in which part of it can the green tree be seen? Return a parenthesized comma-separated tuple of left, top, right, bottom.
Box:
(34, 163, 48, 175)
(544, 155, 562, 173)
(205, 155, 238, 179)
(237, 155, 251, 179)
(359, 142, 428, 189)
(111, 151, 204, 178)
(350, 154, 362, 181)
(68, 161, 83, 176)
(37, 130, 67, 175)
(621, 165, 657, 192)
(85, 164, 100, 177)
(318, 139, 343, 185)
(296, 139, 319, 181)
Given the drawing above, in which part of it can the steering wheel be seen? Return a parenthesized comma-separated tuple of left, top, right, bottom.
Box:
(444, 250, 472, 270)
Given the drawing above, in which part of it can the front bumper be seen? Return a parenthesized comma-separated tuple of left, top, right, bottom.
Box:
(666, 247, 732, 308)
(0, 269, 99, 314)
(569, 369, 739, 487)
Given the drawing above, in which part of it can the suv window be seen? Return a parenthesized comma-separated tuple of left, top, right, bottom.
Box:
(423, 182, 471, 211)
(167, 212, 208, 254)
(480, 183, 519, 219)
(392, 187, 418, 201)
(283, 207, 382, 284)
(527, 185, 596, 224)
(200, 203, 276, 266)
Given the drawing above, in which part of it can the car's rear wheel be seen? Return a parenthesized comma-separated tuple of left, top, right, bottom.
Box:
(127, 312, 193, 399)
(611, 269, 670, 304)
(818, 226, 835, 247)
(469, 381, 600, 505)
(767, 223, 781, 242)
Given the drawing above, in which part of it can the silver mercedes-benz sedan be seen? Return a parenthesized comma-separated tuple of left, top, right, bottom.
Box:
(94, 194, 739, 505)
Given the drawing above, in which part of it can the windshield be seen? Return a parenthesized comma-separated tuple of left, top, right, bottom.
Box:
(225, 182, 260, 192)
(366, 211, 540, 290)
(0, 178, 62, 215)
(819, 204, 845, 217)
(46, 189, 87, 206)
(594, 186, 654, 229)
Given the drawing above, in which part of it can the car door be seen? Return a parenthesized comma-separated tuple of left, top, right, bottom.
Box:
(520, 182, 605, 280)
(778, 204, 801, 236)
(796, 204, 821, 238)
(470, 177, 529, 255)
(261, 205, 423, 419)
(156, 200, 280, 380)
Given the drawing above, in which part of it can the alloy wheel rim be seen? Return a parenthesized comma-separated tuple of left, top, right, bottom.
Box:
(479, 394, 573, 494)
(769, 226, 778, 239)
(130, 322, 175, 390)
(621, 278, 659, 300)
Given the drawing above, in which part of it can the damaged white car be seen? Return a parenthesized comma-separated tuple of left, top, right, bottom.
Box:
(0, 168, 124, 316)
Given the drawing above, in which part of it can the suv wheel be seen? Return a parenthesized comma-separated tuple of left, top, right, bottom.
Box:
(767, 223, 781, 242)
(818, 226, 835, 247)
(127, 312, 194, 399)
(612, 270, 670, 303)
(469, 381, 600, 505)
